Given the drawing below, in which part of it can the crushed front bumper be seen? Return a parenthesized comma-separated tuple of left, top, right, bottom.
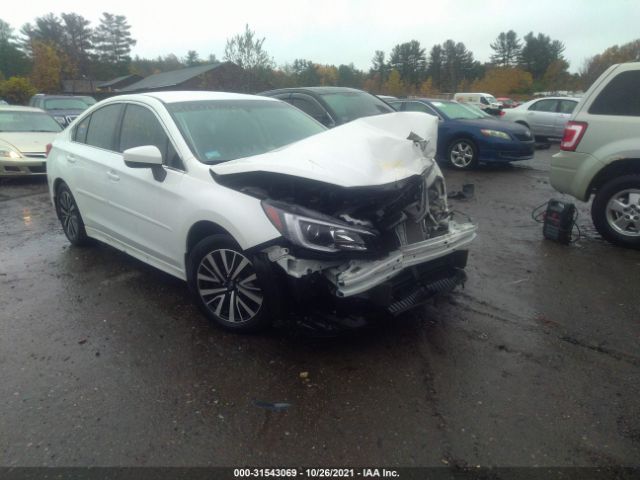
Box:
(326, 221, 477, 297)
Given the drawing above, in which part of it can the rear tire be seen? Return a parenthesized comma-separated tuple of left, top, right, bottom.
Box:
(187, 234, 271, 332)
(55, 183, 91, 246)
(591, 175, 640, 249)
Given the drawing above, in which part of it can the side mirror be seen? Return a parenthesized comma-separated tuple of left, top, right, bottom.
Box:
(123, 145, 163, 168)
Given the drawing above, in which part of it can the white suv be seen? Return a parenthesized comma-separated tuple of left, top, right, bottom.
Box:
(551, 62, 640, 248)
(47, 91, 476, 332)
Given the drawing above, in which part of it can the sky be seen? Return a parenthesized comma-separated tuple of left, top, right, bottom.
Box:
(3, 0, 639, 73)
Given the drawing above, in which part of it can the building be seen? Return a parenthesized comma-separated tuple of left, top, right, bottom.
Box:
(96, 75, 144, 93)
(117, 62, 245, 93)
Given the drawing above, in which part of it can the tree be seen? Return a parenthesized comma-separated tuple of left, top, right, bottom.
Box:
(490, 30, 521, 67)
(471, 67, 533, 94)
(418, 77, 438, 96)
(580, 39, 640, 89)
(94, 12, 136, 75)
(184, 50, 201, 66)
(389, 40, 427, 88)
(0, 19, 30, 78)
(60, 13, 93, 76)
(440, 40, 476, 92)
(291, 59, 319, 86)
(337, 64, 364, 88)
(427, 45, 444, 90)
(542, 59, 572, 92)
(316, 65, 338, 86)
(370, 50, 387, 89)
(0, 76, 37, 104)
(519, 32, 566, 80)
(382, 69, 405, 96)
(31, 40, 61, 92)
(224, 24, 274, 91)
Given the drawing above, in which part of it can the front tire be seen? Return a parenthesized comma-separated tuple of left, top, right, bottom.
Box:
(447, 139, 478, 170)
(55, 183, 90, 246)
(188, 235, 270, 332)
(591, 175, 640, 249)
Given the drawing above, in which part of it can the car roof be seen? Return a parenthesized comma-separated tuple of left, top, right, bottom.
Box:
(260, 86, 365, 96)
(0, 105, 47, 113)
(528, 96, 581, 102)
(104, 91, 280, 104)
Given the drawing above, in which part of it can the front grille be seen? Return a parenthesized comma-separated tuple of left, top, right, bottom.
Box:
(28, 164, 46, 173)
(65, 115, 78, 124)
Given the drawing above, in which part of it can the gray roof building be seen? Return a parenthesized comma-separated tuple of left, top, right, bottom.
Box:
(118, 62, 244, 93)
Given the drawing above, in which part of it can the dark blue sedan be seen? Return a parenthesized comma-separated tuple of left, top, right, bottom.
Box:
(390, 98, 534, 170)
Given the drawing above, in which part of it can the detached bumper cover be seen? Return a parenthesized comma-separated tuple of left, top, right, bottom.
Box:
(326, 221, 477, 297)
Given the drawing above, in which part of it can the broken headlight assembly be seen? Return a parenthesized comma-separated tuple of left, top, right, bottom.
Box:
(262, 200, 378, 253)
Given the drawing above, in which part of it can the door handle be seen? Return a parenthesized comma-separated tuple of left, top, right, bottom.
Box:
(107, 171, 120, 182)
(66, 154, 77, 163)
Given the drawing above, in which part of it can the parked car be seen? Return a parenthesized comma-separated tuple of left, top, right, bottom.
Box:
(259, 87, 395, 128)
(47, 91, 476, 331)
(28, 94, 96, 127)
(453, 92, 502, 115)
(496, 97, 520, 108)
(377, 94, 398, 102)
(390, 98, 534, 170)
(550, 62, 640, 249)
(501, 96, 580, 141)
(0, 106, 62, 176)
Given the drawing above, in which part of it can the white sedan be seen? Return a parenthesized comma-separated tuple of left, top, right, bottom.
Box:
(47, 91, 476, 332)
(0, 106, 62, 176)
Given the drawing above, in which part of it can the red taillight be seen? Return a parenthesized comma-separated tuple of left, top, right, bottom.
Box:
(45, 143, 52, 157)
(560, 121, 588, 151)
(499, 110, 505, 116)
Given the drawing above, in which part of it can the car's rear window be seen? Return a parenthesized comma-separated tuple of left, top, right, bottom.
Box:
(44, 98, 90, 110)
(589, 70, 640, 116)
(168, 100, 326, 164)
(320, 91, 394, 124)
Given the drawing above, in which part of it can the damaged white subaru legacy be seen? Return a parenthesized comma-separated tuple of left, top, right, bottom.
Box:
(47, 91, 476, 332)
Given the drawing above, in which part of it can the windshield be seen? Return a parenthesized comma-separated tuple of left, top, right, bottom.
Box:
(430, 101, 486, 120)
(0, 111, 63, 132)
(320, 91, 394, 124)
(44, 98, 91, 110)
(168, 100, 326, 164)
(460, 103, 493, 118)
(79, 96, 97, 106)
(485, 95, 498, 105)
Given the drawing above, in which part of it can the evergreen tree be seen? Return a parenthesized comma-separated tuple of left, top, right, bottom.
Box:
(94, 12, 136, 71)
(389, 40, 427, 88)
(490, 30, 521, 67)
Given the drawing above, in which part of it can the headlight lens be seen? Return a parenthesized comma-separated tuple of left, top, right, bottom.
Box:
(480, 129, 510, 140)
(0, 148, 22, 159)
(262, 201, 377, 253)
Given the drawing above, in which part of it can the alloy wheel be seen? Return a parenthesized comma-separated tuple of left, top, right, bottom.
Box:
(59, 190, 80, 240)
(450, 141, 475, 168)
(196, 249, 263, 324)
(606, 189, 640, 237)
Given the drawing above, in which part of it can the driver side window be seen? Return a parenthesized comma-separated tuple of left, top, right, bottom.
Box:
(119, 104, 184, 170)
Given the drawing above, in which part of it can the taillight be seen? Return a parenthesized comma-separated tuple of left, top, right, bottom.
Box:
(499, 110, 505, 117)
(45, 143, 52, 157)
(560, 121, 588, 151)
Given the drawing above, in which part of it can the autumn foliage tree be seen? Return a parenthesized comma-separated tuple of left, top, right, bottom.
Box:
(471, 67, 533, 95)
(30, 40, 61, 92)
(0, 76, 36, 104)
(382, 69, 405, 96)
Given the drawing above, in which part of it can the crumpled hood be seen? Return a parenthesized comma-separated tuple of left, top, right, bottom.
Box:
(0, 132, 59, 154)
(210, 112, 439, 187)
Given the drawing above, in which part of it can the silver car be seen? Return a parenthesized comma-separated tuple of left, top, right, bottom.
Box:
(501, 97, 580, 141)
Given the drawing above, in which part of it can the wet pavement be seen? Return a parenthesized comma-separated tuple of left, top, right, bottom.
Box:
(0, 146, 638, 467)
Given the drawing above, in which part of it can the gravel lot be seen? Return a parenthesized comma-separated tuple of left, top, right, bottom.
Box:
(0, 145, 638, 467)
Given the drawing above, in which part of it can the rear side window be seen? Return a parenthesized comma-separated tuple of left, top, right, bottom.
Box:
(558, 100, 577, 114)
(589, 70, 640, 116)
(405, 102, 438, 117)
(85, 104, 124, 151)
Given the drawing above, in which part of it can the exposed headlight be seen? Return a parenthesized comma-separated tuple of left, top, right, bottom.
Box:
(53, 116, 66, 125)
(480, 129, 510, 140)
(262, 200, 377, 253)
(0, 148, 22, 159)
